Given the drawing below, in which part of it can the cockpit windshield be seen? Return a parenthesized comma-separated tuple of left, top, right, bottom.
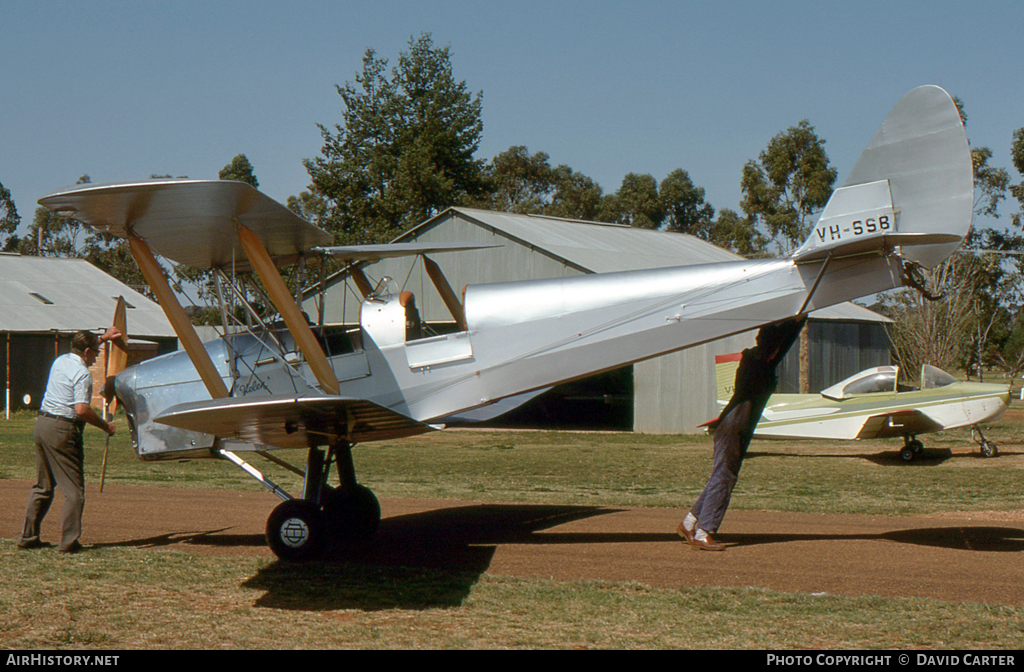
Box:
(820, 366, 898, 400)
(921, 364, 958, 389)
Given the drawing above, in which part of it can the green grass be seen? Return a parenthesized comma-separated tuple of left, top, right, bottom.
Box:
(2, 408, 1023, 649)
(2, 410, 1021, 515)
(2, 541, 1022, 649)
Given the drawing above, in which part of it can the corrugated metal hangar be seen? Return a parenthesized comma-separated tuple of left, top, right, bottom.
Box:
(0, 254, 176, 414)
(307, 208, 892, 433)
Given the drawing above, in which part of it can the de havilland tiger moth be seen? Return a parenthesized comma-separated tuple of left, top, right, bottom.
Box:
(38, 85, 974, 559)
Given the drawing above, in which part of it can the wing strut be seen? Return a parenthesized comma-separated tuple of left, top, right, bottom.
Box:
(128, 235, 230, 399)
(423, 255, 467, 330)
(236, 224, 340, 395)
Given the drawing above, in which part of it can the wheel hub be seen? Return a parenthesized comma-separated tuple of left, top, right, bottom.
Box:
(279, 517, 310, 548)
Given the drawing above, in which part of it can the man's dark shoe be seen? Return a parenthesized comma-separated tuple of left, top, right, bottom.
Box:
(18, 539, 53, 550)
(58, 541, 83, 554)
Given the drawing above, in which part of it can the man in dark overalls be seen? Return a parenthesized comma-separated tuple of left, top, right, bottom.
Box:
(679, 316, 806, 551)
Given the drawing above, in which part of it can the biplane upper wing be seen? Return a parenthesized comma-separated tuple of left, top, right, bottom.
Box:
(38, 179, 333, 271)
(154, 394, 433, 449)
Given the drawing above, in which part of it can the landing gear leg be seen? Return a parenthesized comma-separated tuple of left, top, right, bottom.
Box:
(971, 426, 999, 458)
(323, 440, 381, 541)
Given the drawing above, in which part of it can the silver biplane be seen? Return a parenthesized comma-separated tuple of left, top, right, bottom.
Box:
(39, 86, 973, 559)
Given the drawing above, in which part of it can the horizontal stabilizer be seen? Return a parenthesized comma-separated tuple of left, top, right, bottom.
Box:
(315, 241, 502, 262)
(792, 179, 961, 262)
(155, 394, 430, 448)
(792, 85, 971, 267)
(38, 179, 333, 271)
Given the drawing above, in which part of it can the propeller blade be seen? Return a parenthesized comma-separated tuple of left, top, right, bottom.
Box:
(103, 296, 129, 413)
(101, 296, 128, 493)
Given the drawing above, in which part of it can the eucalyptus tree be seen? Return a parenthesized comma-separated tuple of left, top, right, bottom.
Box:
(546, 165, 603, 221)
(0, 180, 20, 252)
(219, 153, 260, 187)
(660, 168, 716, 239)
(21, 175, 91, 257)
(485, 145, 556, 214)
(707, 208, 769, 257)
(740, 120, 836, 251)
(1011, 127, 1024, 230)
(604, 172, 663, 229)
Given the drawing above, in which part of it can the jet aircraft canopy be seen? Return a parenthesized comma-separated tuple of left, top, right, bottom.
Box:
(820, 364, 960, 401)
(821, 366, 899, 400)
(921, 364, 958, 389)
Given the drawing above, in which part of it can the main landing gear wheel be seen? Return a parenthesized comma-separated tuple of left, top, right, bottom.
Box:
(258, 441, 382, 560)
(323, 485, 381, 541)
(980, 441, 999, 458)
(266, 499, 326, 561)
(901, 438, 924, 462)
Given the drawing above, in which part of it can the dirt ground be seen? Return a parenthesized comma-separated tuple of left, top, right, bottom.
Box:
(3, 478, 1023, 606)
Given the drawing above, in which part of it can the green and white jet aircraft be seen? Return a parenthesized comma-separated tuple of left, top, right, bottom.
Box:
(710, 357, 1011, 461)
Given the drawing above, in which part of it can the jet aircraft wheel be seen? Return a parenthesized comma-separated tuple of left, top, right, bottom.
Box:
(323, 485, 381, 541)
(908, 439, 924, 455)
(900, 446, 915, 462)
(266, 499, 326, 561)
(980, 441, 998, 458)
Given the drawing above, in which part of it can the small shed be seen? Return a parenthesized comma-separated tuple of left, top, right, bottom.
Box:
(308, 208, 891, 433)
(0, 254, 176, 414)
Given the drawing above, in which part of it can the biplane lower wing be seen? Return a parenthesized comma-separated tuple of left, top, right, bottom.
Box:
(155, 395, 432, 449)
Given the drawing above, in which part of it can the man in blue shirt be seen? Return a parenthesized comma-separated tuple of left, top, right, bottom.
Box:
(18, 327, 120, 553)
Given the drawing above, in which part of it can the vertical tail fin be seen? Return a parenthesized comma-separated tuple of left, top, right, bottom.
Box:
(714, 352, 742, 407)
(792, 85, 971, 266)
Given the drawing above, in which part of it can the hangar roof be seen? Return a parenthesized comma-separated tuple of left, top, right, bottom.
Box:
(400, 208, 890, 324)
(0, 254, 175, 337)
(424, 208, 740, 273)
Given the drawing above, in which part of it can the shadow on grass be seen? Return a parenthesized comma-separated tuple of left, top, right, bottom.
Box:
(241, 503, 621, 611)
(746, 448, 957, 465)
(722, 526, 1024, 553)
(91, 528, 263, 551)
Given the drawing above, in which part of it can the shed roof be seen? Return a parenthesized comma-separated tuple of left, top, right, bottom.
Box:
(0, 254, 174, 337)
(404, 208, 740, 273)
(400, 208, 891, 324)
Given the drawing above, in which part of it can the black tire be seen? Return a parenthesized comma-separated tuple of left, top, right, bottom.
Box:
(908, 439, 924, 454)
(980, 441, 998, 458)
(323, 485, 381, 541)
(900, 446, 915, 462)
(265, 499, 326, 561)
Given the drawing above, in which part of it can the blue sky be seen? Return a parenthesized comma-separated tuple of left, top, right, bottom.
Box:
(2, 1, 1022, 238)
